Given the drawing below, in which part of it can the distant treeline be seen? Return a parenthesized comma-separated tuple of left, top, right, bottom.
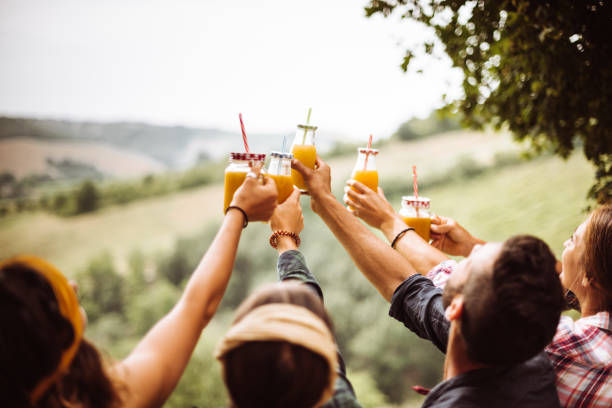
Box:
(393, 111, 463, 141)
(0, 149, 530, 218)
(326, 111, 463, 158)
(0, 160, 226, 217)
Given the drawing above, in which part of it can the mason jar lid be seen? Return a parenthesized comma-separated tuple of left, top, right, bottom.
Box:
(269, 151, 294, 159)
(297, 124, 318, 131)
(358, 147, 379, 155)
(229, 152, 266, 161)
(401, 196, 431, 208)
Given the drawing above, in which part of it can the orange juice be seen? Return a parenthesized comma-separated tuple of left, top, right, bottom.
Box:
(269, 174, 294, 203)
(222, 152, 266, 213)
(401, 216, 431, 242)
(398, 196, 432, 242)
(291, 144, 317, 190)
(267, 151, 295, 203)
(351, 169, 378, 192)
(224, 171, 247, 211)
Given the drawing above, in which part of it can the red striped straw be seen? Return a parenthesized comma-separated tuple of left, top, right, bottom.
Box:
(364, 134, 373, 170)
(412, 165, 419, 198)
(413, 165, 419, 216)
(238, 113, 250, 153)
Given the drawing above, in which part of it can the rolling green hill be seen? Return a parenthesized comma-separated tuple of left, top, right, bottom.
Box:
(0, 131, 592, 273)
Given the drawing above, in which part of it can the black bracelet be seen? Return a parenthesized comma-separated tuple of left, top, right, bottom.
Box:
(391, 227, 415, 249)
(225, 206, 248, 228)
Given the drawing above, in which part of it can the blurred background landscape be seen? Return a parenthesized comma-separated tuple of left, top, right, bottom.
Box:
(0, 114, 592, 407)
(0, 0, 599, 407)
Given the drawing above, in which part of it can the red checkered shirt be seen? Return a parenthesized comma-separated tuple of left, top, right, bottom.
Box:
(427, 260, 612, 408)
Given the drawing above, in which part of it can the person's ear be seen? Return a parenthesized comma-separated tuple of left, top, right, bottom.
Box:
(582, 275, 591, 288)
(444, 295, 464, 321)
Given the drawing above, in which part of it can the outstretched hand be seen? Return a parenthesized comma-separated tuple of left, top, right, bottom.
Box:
(430, 215, 483, 257)
(231, 162, 278, 222)
(343, 181, 397, 230)
(270, 187, 304, 235)
(291, 155, 332, 214)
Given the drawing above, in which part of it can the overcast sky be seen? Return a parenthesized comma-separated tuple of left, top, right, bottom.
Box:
(0, 0, 462, 139)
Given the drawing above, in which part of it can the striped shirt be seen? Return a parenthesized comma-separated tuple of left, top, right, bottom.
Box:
(427, 260, 612, 408)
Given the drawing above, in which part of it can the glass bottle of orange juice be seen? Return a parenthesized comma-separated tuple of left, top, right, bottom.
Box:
(399, 196, 432, 242)
(223, 152, 266, 213)
(290, 124, 317, 192)
(267, 151, 294, 203)
(350, 148, 379, 192)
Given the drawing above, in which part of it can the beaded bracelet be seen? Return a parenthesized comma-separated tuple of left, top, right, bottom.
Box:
(391, 227, 415, 249)
(269, 230, 301, 249)
(225, 206, 248, 228)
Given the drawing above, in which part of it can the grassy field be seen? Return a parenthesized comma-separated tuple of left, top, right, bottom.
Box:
(408, 152, 593, 258)
(0, 130, 593, 275)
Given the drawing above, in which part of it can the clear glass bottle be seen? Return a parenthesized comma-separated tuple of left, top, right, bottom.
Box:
(350, 148, 379, 192)
(267, 151, 294, 203)
(291, 124, 318, 191)
(223, 152, 266, 212)
(398, 196, 432, 242)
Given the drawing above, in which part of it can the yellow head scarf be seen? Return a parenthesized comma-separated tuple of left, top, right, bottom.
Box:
(215, 303, 338, 407)
(0, 255, 84, 403)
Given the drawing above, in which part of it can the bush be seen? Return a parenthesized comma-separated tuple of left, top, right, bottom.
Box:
(75, 180, 99, 214)
(126, 280, 181, 336)
(77, 252, 125, 323)
(394, 112, 462, 141)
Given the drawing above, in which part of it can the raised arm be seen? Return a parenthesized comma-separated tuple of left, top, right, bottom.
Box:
(292, 156, 418, 301)
(343, 180, 449, 274)
(269, 187, 362, 408)
(113, 164, 278, 408)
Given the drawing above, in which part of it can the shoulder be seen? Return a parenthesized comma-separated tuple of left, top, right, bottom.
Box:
(426, 260, 458, 290)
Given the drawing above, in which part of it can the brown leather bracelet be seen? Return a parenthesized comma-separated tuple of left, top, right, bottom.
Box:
(225, 206, 248, 228)
(391, 227, 415, 249)
(269, 230, 301, 249)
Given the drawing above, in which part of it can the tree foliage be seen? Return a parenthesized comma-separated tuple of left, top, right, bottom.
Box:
(365, 0, 612, 203)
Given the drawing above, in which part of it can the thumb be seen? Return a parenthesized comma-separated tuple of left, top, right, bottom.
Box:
(430, 223, 453, 234)
(287, 186, 301, 203)
(378, 187, 386, 199)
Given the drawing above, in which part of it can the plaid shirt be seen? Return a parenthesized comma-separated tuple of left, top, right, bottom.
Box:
(277, 250, 362, 408)
(427, 260, 612, 408)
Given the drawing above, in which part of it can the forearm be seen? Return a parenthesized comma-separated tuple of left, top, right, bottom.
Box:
(381, 216, 449, 275)
(314, 193, 417, 301)
(120, 211, 243, 405)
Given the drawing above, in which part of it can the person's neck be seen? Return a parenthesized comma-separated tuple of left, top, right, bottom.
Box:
(579, 289, 607, 317)
(444, 326, 488, 380)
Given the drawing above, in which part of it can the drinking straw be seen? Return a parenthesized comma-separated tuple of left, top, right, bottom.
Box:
(282, 135, 287, 153)
(412, 165, 419, 217)
(239, 113, 249, 153)
(363, 134, 373, 171)
(301, 107, 312, 144)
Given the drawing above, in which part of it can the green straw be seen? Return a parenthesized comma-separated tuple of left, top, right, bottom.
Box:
(301, 107, 312, 144)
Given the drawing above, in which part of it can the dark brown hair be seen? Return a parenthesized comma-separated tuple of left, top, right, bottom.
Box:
(461, 235, 566, 365)
(0, 263, 122, 407)
(222, 283, 334, 408)
(584, 205, 612, 311)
